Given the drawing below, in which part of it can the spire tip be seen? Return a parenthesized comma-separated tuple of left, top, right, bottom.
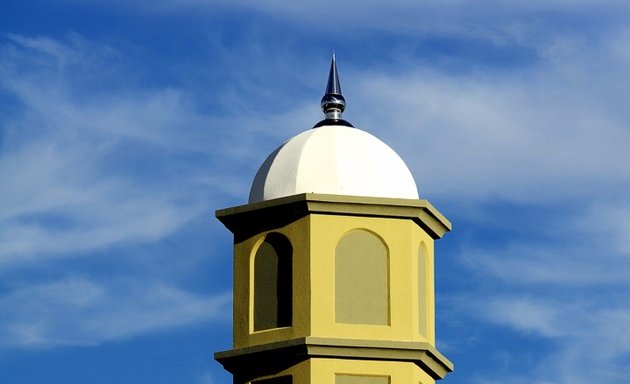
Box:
(314, 53, 353, 128)
(321, 53, 345, 115)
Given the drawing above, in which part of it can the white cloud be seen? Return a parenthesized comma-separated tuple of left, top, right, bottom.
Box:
(350, 48, 630, 204)
(101, 0, 630, 55)
(479, 297, 564, 337)
(0, 277, 231, 348)
(0, 34, 239, 347)
(0, 35, 244, 267)
(577, 202, 630, 255)
(463, 294, 630, 384)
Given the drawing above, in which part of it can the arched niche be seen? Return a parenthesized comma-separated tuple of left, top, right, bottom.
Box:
(253, 232, 292, 331)
(335, 229, 389, 325)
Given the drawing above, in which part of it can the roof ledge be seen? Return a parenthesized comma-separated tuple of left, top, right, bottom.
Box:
(217, 193, 451, 240)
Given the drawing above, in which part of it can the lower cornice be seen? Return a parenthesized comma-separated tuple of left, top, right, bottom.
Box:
(215, 337, 453, 381)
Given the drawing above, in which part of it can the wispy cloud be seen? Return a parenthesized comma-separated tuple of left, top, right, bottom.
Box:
(0, 34, 240, 347)
(0, 276, 231, 348)
(464, 295, 630, 384)
(0, 34, 239, 266)
(349, 32, 630, 203)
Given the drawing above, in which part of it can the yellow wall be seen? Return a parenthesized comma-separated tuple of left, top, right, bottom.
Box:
(233, 215, 312, 348)
(309, 214, 435, 344)
(239, 358, 436, 384)
(313, 358, 436, 384)
(232, 211, 436, 348)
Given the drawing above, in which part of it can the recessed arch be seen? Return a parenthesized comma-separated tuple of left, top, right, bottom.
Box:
(253, 232, 292, 331)
(335, 229, 389, 325)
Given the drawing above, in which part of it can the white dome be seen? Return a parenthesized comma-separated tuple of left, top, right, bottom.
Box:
(249, 125, 419, 203)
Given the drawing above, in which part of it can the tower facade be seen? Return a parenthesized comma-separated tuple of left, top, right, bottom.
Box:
(215, 56, 453, 384)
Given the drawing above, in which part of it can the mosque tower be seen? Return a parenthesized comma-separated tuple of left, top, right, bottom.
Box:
(215, 55, 453, 384)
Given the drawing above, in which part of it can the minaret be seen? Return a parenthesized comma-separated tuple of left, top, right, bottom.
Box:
(215, 56, 453, 384)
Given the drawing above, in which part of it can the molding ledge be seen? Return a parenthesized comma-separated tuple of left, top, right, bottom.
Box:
(215, 337, 453, 381)
(216, 193, 451, 240)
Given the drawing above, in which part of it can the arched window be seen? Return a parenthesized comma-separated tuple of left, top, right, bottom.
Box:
(418, 242, 428, 336)
(253, 233, 292, 331)
(335, 229, 389, 325)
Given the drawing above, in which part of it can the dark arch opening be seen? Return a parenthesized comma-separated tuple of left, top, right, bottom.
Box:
(254, 232, 293, 331)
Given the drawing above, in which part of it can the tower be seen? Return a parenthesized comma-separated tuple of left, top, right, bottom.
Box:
(215, 55, 453, 384)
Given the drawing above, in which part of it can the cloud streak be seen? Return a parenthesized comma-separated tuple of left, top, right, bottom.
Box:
(0, 34, 238, 348)
(349, 35, 630, 204)
(0, 276, 231, 348)
(0, 34, 238, 266)
(465, 295, 630, 384)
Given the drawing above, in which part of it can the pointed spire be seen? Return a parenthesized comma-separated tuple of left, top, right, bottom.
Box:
(325, 52, 342, 96)
(315, 53, 353, 128)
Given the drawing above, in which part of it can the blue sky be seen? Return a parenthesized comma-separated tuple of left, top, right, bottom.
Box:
(1, 1, 629, 383)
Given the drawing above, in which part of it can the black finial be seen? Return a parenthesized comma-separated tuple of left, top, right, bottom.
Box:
(314, 53, 353, 128)
(325, 52, 342, 96)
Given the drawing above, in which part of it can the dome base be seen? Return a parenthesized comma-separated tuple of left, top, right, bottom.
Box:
(313, 118, 354, 128)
